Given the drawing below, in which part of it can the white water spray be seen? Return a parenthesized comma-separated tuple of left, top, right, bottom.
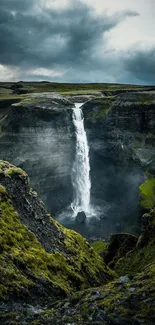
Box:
(71, 103, 91, 216)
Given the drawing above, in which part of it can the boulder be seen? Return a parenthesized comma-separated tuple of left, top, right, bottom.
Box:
(76, 211, 87, 224)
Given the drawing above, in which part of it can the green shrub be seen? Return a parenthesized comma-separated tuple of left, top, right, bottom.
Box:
(139, 178, 155, 209)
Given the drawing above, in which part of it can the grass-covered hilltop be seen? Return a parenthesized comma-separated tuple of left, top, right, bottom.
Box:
(0, 80, 155, 99)
(0, 81, 155, 324)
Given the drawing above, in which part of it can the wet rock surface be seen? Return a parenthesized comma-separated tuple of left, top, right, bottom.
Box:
(0, 94, 75, 214)
(81, 91, 155, 237)
(0, 90, 155, 240)
(75, 211, 87, 224)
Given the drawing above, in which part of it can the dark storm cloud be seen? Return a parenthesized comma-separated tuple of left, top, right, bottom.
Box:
(0, 0, 138, 75)
(124, 48, 155, 84)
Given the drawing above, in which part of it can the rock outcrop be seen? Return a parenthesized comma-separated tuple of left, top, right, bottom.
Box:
(0, 161, 115, 308)
(115, 207, 155, 275)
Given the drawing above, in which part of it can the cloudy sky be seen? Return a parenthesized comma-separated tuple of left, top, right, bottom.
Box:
(0, 0, 155, 84)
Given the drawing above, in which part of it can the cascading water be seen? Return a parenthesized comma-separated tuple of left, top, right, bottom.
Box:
(71, 103, 91, 217)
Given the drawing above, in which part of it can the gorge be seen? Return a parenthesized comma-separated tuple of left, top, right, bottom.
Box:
(0, 86, 155, 239)
(0, 82, 155, 324)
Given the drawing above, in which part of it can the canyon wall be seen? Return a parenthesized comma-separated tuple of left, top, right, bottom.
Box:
(0, 94, 75, 214)
(0, 91, 155, 239)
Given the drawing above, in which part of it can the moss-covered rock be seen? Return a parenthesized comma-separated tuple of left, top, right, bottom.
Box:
(26, 262, 155, 325)
(0, 161, 116, 305)
(115, 208, 155, 276)
(103, 233, 138, 269)
(0, 312, 24, 325)
(85, 96, 115, 120)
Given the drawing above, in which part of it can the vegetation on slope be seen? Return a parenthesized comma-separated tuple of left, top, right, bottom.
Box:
(139, 178, 155, 209)
(0, 161, 115, 302)
(13, 206, 155, 325)
(11, 262, 155, 325)
(91, 240, 108, 255)
(115, 208, 155, 276)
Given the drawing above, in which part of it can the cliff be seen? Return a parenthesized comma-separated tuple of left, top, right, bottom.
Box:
(0, 94, 75, 214)
(0, 90, 155, 240)
(81, 91, 155, 237)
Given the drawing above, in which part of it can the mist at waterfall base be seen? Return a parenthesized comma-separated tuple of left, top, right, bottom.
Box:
(56, 102, 144, 240)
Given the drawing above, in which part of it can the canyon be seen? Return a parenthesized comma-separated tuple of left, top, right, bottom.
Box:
(0, 86, 155, 239)
(0, 82, 155, 325)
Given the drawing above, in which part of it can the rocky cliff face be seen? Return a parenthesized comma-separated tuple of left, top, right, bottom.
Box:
(82, 91, 155, 237)
(0, 91, 155, 240)
(0, 94, 75, 214)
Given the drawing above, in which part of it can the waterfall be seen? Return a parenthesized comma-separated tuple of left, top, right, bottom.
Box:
(71, 103, 91, 217)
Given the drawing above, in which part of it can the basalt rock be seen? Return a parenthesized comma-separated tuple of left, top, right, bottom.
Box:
(76, 211, 87, 224)
(0, 93, 75, 215)
(81, 91, 155, 237)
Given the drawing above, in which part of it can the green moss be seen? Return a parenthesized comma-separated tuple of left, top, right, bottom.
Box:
(0, 170, 115, 301)
(0, 196, 85, 298)
(54, 220, 116, 286)
(139, 95, 152, 105)
(0, 185, 7, 194)
(31, 262, 155, 324)
(60, 90, 101, 95)
(115, 209, 155, 276)
(0, 94, 23, 100)
(91, 240, 108, 255)
(30, 321, 41, 325)
(115, 241, 155, 276)
(0, 193, 81, 298)
(87, 97, 115, 120)
(95, 97, 114, 119)
(14, 97, 41, 106)
(0, 312, 23, 325)
(139, 178, 155, 209)
(0, 161, 27, 178)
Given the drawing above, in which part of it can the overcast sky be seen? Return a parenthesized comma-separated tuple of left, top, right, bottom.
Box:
(0, 0, 155, 84)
